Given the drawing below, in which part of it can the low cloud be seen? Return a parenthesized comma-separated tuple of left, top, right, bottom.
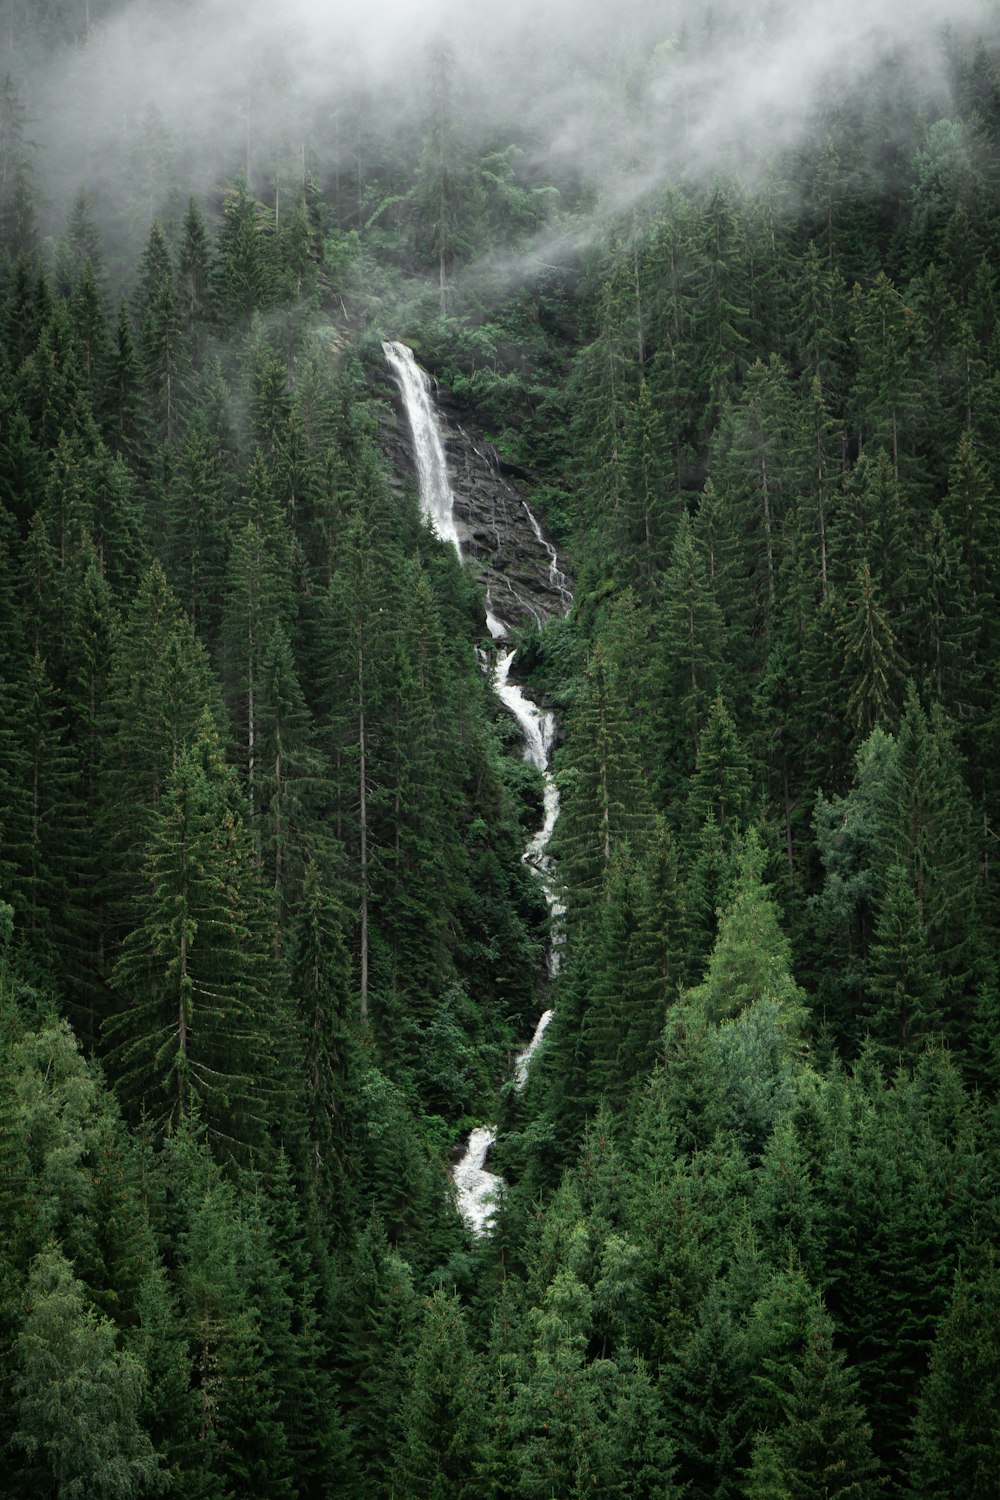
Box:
(16, 0, 997, 262)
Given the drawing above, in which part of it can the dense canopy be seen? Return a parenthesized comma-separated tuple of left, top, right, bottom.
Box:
(2, 2, 1000, 1496)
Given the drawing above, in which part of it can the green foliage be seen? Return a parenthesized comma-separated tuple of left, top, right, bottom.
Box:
(12, 1246, 164, 1500)
(105, 713, 282, 1156)
(2, 23, 1000, 1500)
(744, 1298, 880, 1500)
(394, 1291, 484, 1500)
(688, 829, 807, 1033)
(907, 1256, 1000, 1497)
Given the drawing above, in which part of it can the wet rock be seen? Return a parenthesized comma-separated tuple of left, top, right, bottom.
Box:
(378, 367, 572, 636)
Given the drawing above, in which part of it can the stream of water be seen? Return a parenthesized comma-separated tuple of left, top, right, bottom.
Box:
(383, 339, 570, 1234)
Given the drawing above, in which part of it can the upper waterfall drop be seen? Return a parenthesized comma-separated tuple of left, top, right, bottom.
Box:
(382, 339, 572, 635)
(382, 340, 463, 556)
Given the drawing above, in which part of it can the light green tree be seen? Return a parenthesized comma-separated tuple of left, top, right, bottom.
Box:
(13, 1246, 163, 1500)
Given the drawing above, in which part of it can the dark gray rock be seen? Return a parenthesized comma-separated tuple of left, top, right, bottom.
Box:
(378, 369, 572, 637)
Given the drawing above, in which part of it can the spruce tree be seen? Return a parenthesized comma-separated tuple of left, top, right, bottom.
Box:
(555, 629, 652, 931)
(105, 712, 278, 1156)
(688, 829, 807, 1032)
(393, 1291, 484, 1500)
(874, 690, 984, 1055)
(0, 74, 38, 258)
(744, 1303, 880, 1500)
(215, 175, 277, 327)
(907, 1258, 1000, 1499)
(652, 512, 727, 801)
(12, 1246, 164, 1500)
(176, 198, 212, 337)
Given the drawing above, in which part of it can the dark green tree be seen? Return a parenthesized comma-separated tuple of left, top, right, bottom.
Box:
(393, 1291, 484, 1500)
(907, 1258, 1000, 1499)
(105, 713, 279, 1156)
(745, 1301, 880, 1500)
(215, 175, 277, 327)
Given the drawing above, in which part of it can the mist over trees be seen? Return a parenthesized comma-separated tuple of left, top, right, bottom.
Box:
(2, 0, 1000, 1496)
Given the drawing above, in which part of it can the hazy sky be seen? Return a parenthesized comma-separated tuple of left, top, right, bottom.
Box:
(20, 0, 1000, 242)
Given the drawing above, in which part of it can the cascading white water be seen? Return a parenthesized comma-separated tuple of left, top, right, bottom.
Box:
(523, 501, 573, 610)
(453, 1013, 554, 1235)
(382, 340, 463, 555)
(493, 649, 560, 878)
(383, 339, 569, 1234)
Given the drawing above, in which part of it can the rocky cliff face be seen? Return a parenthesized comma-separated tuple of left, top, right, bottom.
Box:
(379, 369, 572, 637)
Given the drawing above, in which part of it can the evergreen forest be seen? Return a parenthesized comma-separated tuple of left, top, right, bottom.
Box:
(2, 1, 1000, 1495)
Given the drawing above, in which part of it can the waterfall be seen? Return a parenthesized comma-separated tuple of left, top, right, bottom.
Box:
(382, 341, 463, 555)
(452, 1014, 554, 1234)
(523, 501, 573, 610)
(493, 649, 562, 929)
(383, 339, 569, 1235)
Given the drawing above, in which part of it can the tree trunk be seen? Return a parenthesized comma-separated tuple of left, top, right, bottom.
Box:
(358, 644, 368, 1015)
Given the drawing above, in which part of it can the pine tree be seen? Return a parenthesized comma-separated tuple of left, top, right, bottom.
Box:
(616, 378, 674, 591)
(337, 1214, 420, 1499)
(251, 1156, 359, 1497)
(912, 508, 979, 712)
(288, 860, 356, 1208)
(104, 302, 145, 467)
(163, 411, 231, 639)
(61, 189, 105, 290)
(105, 712, 278, 1156)
(17, 299, 88, 453)
(510, 1266, 605, 1500)
(313, 440, 408, 1015)
(745, 1301, 880, 1500)
(664, 1284, 755, 1500)
(12, 1246, 164, 1500)
(408, 40, 483, 313)
(215, 175, 277, 327)
(220, 457, 296, 834)
(710, 354, 796, 626)
(840, 559, 903, 738)
(177, 198, 213, 337)
(0, 383, 45, 535)
(579, 847, 668, 1113)
(811, 725, 897, 1050)
(256, 622, 327, 938)
(834, 446, 908, 604)
(687, 695, 752, 839)
(816, 1058, 964, 1481)
(134, 223, 175, 323)
(907, 1258, 1000, 1498)
(874, 689, 984, 1055)
(3, 649, 81, 973)
(368, 563, 473, 1055)
(942, 430, 1000, 610)
(0, 73, 39, 258)
(139, 270, 189, 445)
(600, 1351, 677, 1499)
(99, 560, 221, 937)
(864, 861, 944, 1057)
(393, 1291, 484, 1500)
(689, 829, 807, 1032)
(685, 182, 751, 438)
(555, 624, 653, 930)
(850, 271, 919, 483)
(69, 260, 112, 414)
(569, 266, 640, 547)
(652, 512, 727, 801)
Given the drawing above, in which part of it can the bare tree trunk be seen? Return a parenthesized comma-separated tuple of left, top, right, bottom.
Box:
(760, 454, 775, 607)
(358, 645, 368, 1015)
